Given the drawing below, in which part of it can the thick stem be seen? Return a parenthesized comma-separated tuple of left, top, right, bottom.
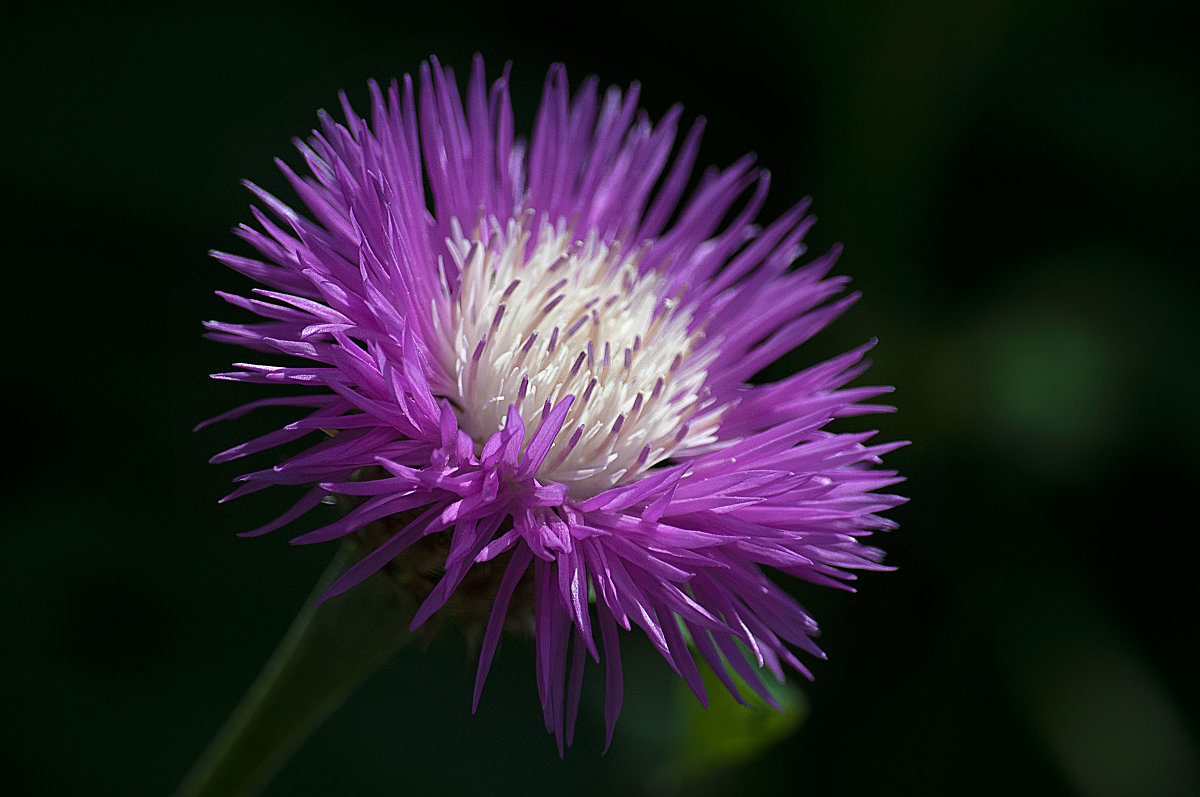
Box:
(174, 544, 416, 797)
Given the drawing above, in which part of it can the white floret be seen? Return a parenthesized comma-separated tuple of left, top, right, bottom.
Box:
(430, 215, 723, 497)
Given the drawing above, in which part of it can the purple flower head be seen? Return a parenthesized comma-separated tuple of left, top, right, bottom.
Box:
(203, 55, 906, 753)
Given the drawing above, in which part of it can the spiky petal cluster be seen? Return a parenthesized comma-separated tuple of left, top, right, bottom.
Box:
(204, 56, 905, 752)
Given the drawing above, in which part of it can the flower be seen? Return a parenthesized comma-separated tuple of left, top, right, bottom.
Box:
(203, 55, 906, 753)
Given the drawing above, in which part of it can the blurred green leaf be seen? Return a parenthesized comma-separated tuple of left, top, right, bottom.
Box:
(675, 657, 807, 781)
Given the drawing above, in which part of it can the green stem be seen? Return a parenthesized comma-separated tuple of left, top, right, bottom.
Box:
(174, 543, 417, 797)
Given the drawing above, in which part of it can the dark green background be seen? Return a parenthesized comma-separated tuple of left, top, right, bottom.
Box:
(4, 0, 1198, 794)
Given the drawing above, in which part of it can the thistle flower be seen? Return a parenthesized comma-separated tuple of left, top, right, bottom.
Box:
(204, 55, 905, 753)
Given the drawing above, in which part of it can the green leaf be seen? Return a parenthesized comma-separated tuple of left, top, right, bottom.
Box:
(675, 656, 807, 780)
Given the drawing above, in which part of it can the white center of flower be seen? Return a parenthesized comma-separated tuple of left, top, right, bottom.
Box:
(433, 216, 721, 498)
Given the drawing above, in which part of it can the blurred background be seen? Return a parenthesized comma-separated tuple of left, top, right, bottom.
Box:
(3, 0, 1198, 794)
